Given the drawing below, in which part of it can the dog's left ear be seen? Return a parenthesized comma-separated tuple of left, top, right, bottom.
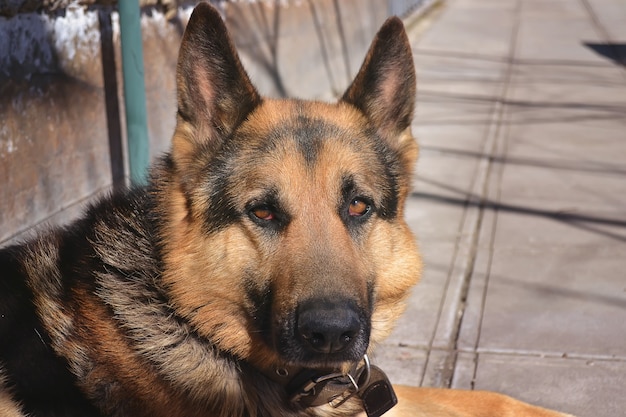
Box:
(342, 17, 416, 145)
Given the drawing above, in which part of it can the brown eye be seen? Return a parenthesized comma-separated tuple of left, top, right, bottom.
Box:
(251, 206, 275, 221)
(348, 199, 370, 217)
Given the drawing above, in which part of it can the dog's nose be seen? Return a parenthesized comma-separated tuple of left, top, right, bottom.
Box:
(296, 299, 361, 354)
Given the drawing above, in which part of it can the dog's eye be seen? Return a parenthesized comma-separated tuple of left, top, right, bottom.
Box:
(348, 199, 371, 217)
(250, 206, 275, 221)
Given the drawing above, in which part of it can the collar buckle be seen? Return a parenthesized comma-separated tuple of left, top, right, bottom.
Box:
(288, 354, 371, 407)
(328, 354, 371, 408)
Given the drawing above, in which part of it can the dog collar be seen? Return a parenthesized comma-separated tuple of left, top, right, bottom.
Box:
(263, 355, 398, 417)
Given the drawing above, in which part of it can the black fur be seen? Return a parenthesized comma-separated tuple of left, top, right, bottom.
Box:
(0, 189, 158, 417)
(0, 246, 101, 417)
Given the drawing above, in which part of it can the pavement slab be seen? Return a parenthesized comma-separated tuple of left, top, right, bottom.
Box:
(378, 1, 626, 416)
(453, 353, 626, 417)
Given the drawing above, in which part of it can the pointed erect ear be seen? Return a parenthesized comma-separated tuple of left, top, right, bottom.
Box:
(175, 3, 261, 148)
(342, 17, 416, 142)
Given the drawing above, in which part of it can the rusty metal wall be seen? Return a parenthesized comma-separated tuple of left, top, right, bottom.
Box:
(0, 0, 400, 244)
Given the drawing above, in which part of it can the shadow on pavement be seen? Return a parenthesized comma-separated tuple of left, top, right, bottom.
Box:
(584, 42, 626, 66)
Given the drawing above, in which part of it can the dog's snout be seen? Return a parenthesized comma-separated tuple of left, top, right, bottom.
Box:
(296, 299, 361, 354)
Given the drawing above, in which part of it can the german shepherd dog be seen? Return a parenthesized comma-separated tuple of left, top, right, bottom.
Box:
(0, 3, 574, 417)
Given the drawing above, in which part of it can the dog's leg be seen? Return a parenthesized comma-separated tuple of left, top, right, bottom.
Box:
(376, 385, 576, 417)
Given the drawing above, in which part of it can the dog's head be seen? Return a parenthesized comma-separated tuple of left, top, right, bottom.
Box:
(157, 3, 421, 371)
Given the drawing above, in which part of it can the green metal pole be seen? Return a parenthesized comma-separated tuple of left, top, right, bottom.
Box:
(118, 0, 149, 186)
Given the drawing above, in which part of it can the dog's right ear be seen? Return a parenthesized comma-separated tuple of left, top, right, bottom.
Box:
(174, 3, 261, 156)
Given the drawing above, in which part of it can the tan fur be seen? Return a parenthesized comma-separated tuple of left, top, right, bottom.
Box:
(386, 386, 575, 417)
(0, 373, 25, 417)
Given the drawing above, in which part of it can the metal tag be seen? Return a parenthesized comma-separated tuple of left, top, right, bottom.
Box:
(359, 365, 398, 417)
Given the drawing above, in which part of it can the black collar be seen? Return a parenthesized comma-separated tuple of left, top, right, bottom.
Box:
(284, 355, 371, 408)
(259, 354, 398, 417)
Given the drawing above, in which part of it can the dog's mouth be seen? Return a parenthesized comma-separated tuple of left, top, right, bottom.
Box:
(274, 298, 371, 368)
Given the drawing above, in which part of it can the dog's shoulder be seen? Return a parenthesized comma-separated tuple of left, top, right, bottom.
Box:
(0, 186, 161, 417)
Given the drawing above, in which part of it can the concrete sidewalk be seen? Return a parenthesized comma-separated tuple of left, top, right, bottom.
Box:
(376, 1, 626, 416)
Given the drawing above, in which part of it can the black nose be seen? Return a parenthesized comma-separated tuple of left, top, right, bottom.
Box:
(296, 299, 361, 354)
